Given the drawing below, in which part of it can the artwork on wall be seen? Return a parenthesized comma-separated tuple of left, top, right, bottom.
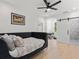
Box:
(11, 13, 25, 25)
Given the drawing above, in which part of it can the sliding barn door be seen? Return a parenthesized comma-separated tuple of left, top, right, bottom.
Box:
(56, 20, 70, 42)
(69, 18, 79, 40)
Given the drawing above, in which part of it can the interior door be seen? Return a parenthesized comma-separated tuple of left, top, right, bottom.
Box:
(57, 20, 69, 42)
(69, 18, 79, 40)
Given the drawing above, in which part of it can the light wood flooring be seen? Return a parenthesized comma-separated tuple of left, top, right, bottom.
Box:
(58, 42, 79, 59)
(31, 39, 61, 59)
(30, 39, 79, 59)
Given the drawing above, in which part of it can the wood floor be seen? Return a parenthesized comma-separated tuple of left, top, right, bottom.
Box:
(30, 39, 79, 59)
(58, 42, 79, 59)
(31, 39, 61, 59)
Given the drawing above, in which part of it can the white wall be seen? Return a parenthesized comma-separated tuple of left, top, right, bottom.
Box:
(45, 18, 57, 33)
(0, 1, 45, 33)
(0, 1, 32, 33)
(37, 18, 45, 32)
(0, 0, 50, 32)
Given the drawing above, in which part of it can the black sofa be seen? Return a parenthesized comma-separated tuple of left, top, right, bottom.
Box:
(0, 32, 48, 59)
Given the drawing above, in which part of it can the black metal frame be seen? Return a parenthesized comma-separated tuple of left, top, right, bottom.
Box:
(58, 16, 79, 21)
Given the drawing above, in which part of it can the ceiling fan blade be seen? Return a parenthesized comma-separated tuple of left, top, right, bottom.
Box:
(37, 7, 46, 9)
(50, 8, 58, 10)
(43, 0, 48, 6)
(50, 0, 61, 7)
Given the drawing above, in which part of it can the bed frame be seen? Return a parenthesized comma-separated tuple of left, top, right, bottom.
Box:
(0, 32, 48, 59)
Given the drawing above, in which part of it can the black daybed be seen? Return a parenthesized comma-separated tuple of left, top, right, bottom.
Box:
(0, 32, 48, 59)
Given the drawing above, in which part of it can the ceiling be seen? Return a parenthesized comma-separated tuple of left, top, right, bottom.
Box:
(0, 0, 62, 17)
(1, 0, 79, 20)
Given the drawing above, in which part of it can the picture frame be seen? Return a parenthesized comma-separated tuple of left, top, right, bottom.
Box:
(11, 13, 25, 25)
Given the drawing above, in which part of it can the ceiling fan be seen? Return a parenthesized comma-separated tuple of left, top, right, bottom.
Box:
(37, 0, 61, 12)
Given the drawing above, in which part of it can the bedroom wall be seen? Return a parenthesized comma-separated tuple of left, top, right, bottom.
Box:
(0, 1, 41, 33)
(0, 1, 45, 33)
(42, 17, 57, 33)
(0, 1, 37, 33)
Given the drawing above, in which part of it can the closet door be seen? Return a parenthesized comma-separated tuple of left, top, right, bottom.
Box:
(57, 20, 69, 42)
(69, 18, 79, 40)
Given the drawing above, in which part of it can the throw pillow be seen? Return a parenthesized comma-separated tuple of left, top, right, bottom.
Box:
(13, 36, 24, 47)
(1, 34, 15, 51)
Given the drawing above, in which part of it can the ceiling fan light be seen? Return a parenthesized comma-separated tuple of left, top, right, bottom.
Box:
(47, 8, 51, 11)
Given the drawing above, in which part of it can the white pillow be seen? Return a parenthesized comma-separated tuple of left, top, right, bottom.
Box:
(14, 36, 24, 47)
(9, 35, 16, 40)
(9, 35, 24, 47)
(1, 34, 15, 51)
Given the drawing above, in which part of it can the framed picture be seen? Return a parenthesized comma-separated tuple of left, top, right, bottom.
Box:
(11, 13, 25, 25)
